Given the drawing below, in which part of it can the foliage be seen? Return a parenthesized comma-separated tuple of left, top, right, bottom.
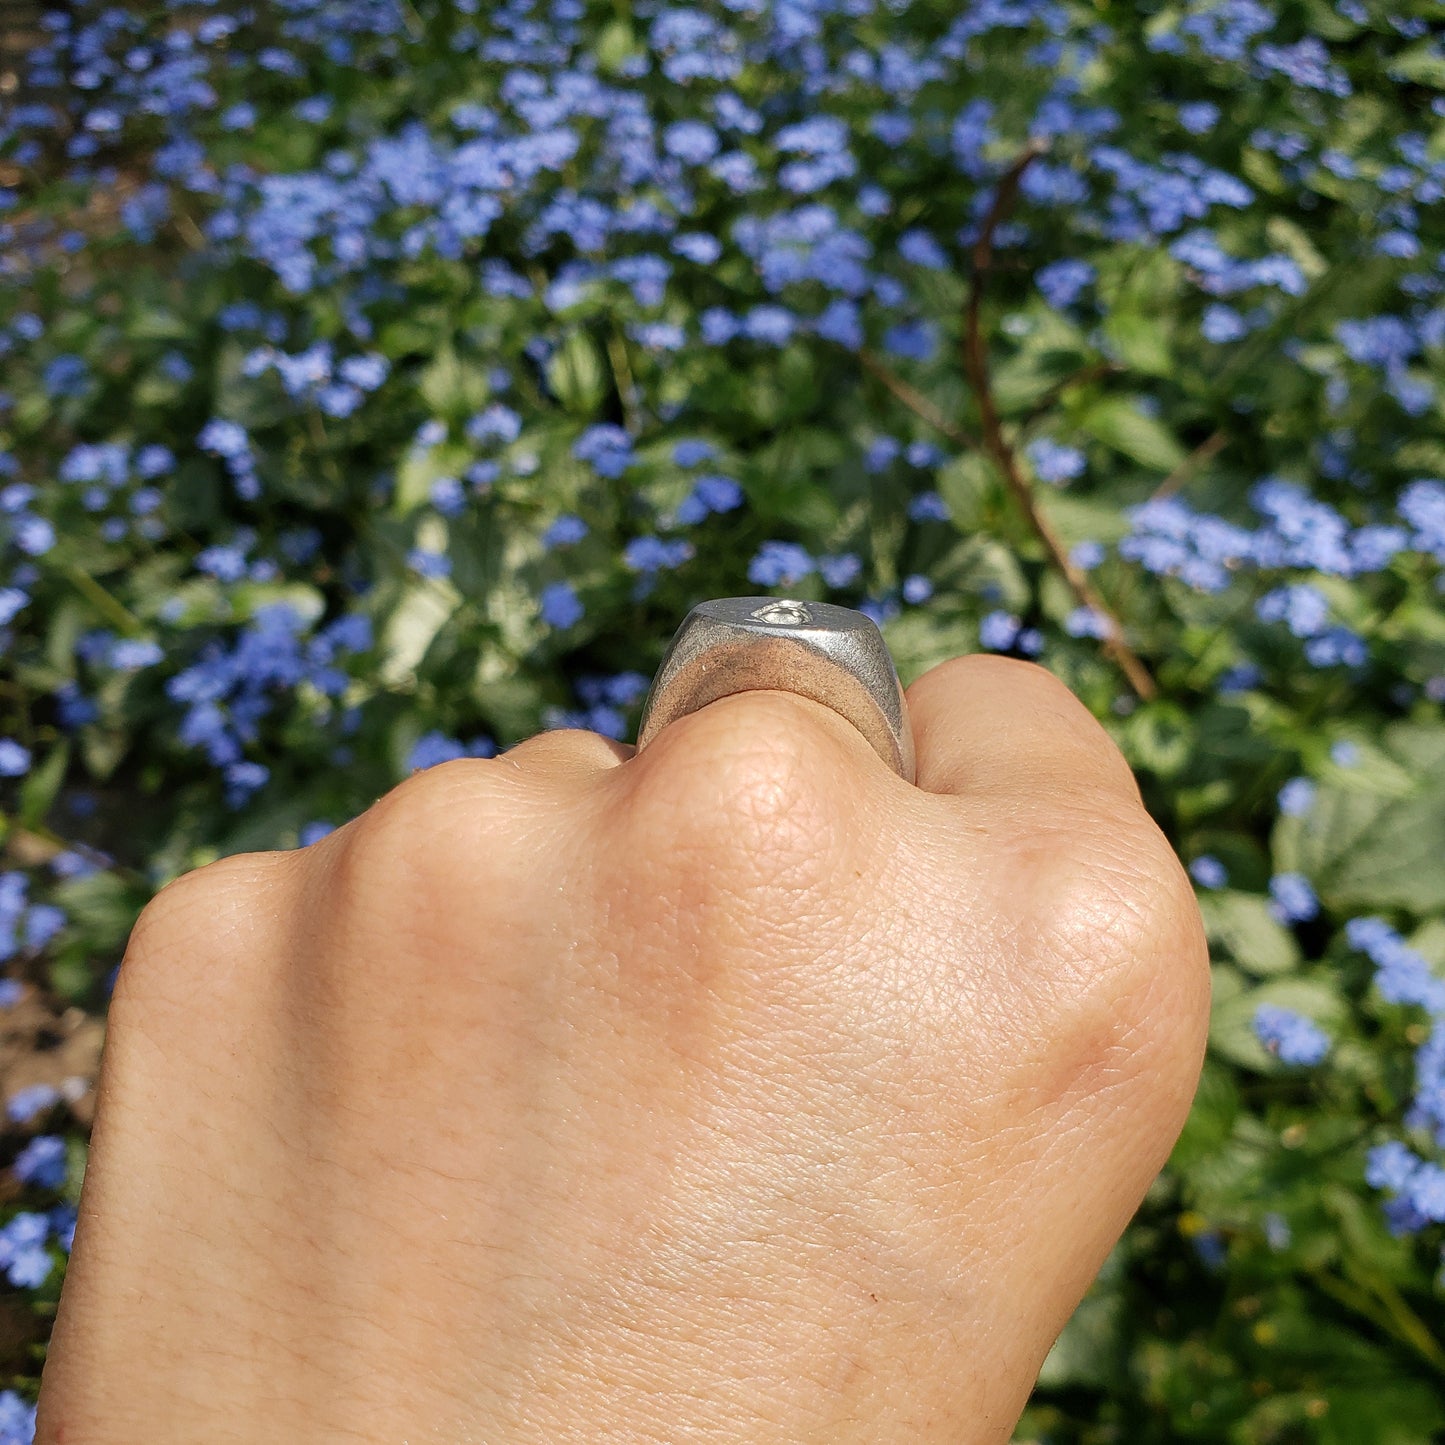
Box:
(3, 0, 1445, 1438)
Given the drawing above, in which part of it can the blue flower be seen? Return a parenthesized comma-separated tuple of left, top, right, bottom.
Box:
(408, 547, 451, 580)
(197, 544, 249, 582)
(979, 611, 1021, 651)
(24, 906, 63, 950)
(573, 424, 634, 478)
(748, 541, 815, 587)
(13, 1134, 66, 1189)
(0, 1211, 52, 1290)
(430, 477, 465, 517)
(1066, 607, 1114, 639)
(898, 230, 948, 270)
(1367, 1140, 1422, 1194)
(1178, 101, 1221, 135)
(0, 589, 26, 626)
(1036, 259, 1095, 308)
(907, 491, 951, 522)
(224, 762, 270, 808)
(541, 514, 588, 550)
(1256, 583, 1329, 637)
(0, 1388, 35, 1442)
(220, 101, 256, 131)
(901, 574, 933, 604)
(1027, 438, 1086, 484)
(1277, 778, 1316, 816)
(197, 418, 251, 460)
(1268, 872, 1320, 924)
(1400, 479, 1445, 562)
(882, 320, 936, 361)
(467, 404, 522, 446)
(673, 439, 716, 467)
(744, 305, 797, 346)
(673, 233, 722, 265)
(663, 120, 720, 165)
(1254, 1005, 1330, 1065)
(1202, 303, 1247, 343)
(1337, 315, 1417, 369)
(110, 639, 163, 670)
(1190, 856, 1228, 889)
(13, 517, 54, 557)
(42, 354, 88, 398)
(409, 732, 466, 771)
(814, 299, 863, 349)
(818, 553, 862, 588)
(6, 1085, 58, 1125)
(624, 536, 694, 572)
(679, 475, 743, 520)
(539, 581, 584, 629)
(0, 741, 30, 777)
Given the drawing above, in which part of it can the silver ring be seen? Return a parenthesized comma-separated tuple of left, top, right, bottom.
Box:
(634, 597, 916, 783)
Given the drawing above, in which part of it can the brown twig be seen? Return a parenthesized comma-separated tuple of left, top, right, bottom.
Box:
(962, 144, 1157, 701)
(856, 349, 980, 452)
(1149, 428, 1227, 502)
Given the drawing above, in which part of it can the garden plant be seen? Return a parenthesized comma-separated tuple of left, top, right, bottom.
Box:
(2, 0, 1445, 1440)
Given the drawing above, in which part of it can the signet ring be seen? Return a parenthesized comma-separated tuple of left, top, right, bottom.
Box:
(634, 597, 916, 784)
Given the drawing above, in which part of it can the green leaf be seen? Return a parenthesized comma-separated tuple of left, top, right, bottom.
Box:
(1315, 1383, 1445, 1445)
(594, 18, 638, 74)
(381, 582, 462, 685)
(1080, 397, 1186, 472)
(934, 452, 993, 531)
(18, 742, 70, 830)
(1120, 703, 1195, 779)
(418, 342, 488, 417)
(1198, 891, 1302, 977)
(1170, 1059, 1240, 1170)
(1274, 723, 1445, 912)
(228, 581, 326, 626)
(881, 606, 977, 684)
(547, 330, 608, 415)
(1102, 308, 1173, 376)
(1389, 42, 1445, 88)
(1036, 1246, 1126, 1389)
(1036, 490, 1134, 545)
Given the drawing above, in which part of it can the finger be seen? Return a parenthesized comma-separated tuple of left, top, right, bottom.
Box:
(625, 686, 898, 789)
(499, 726, 633, 780)
(904, 655, 1141, 806)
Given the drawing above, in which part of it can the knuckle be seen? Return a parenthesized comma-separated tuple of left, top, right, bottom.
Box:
(320, 758, 543, 954)
(1011, 806, 1210, 1097)
(116, 850, 288, 1004)
(626, 691, 852, 888)
(340, 758, 515, 882)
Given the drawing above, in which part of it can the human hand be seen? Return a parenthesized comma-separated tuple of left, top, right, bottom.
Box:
(38, 656, 1208, 1443)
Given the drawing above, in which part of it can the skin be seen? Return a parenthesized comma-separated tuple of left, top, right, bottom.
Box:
(37, 656, 1210, 1443)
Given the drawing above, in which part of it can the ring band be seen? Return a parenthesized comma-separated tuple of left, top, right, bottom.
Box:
(634, 597, 916, 783)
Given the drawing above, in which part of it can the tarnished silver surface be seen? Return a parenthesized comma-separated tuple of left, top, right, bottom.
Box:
(635, 597, 916, 783)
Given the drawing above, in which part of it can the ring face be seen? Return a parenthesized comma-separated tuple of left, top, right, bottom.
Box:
(635, 597, 916, 783)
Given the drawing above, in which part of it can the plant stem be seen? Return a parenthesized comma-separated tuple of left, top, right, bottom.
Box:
(1149, 429, 1228, 502)
(962, 144, 1157, 701)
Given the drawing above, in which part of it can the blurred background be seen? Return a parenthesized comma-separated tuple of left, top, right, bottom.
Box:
(2, 0, 1444, 1440)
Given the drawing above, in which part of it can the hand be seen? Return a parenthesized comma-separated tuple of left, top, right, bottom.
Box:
(38, 657, 1208, 1443)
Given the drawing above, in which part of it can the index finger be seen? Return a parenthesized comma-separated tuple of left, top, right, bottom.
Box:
(904, 656, 1142, 806)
